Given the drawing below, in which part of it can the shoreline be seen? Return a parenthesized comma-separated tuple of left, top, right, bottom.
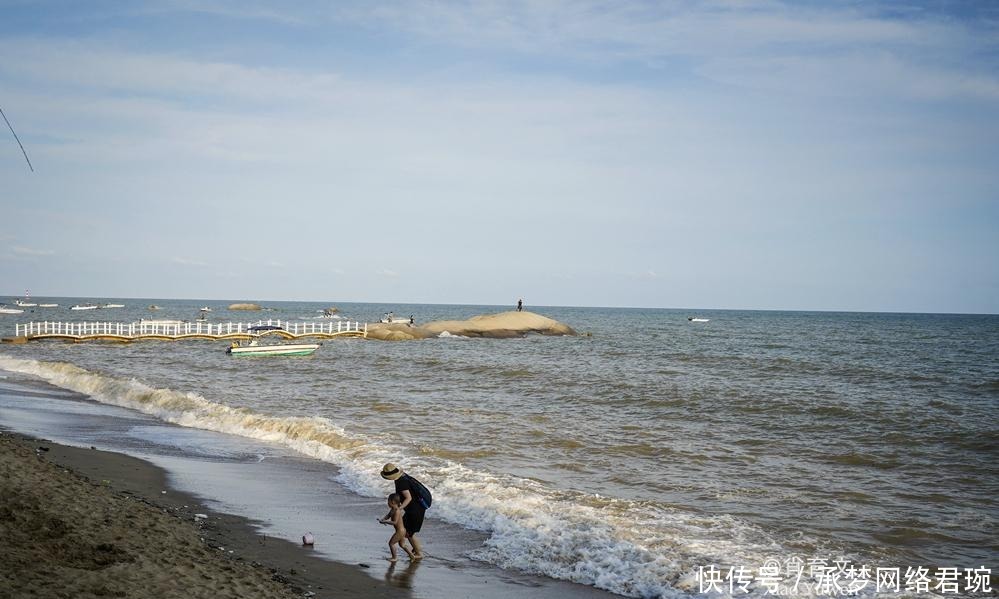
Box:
(0, 371, 619, 599)
(0, 428, 404, 599)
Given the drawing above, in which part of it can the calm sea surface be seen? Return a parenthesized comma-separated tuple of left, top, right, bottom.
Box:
(2, 299, 997, 597)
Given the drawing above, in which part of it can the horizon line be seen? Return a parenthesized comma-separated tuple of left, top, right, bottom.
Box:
(2, 293, 996, 317)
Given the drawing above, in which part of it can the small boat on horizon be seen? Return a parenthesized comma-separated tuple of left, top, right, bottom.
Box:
(379, 312, 414, 325)
(38, 303, 59, 308)
(0, 305, 24, 314)
(14, 290, 36, 307)
(70, 303, 99, 311)
(99, 303, 125, 309)
(199, 306, 212, 312)
(687, 317, 710, 322)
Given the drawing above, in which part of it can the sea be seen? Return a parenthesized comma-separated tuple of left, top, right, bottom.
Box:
(1, 299, 997, 598)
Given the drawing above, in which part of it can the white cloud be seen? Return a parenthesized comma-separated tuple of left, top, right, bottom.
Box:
(173, 257, 209, 267)
(11, 246, 54, 256)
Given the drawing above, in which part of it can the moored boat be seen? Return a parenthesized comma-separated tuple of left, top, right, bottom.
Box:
(99, 303, 125, 309)
(14, 291, 36, 307)
(226, 341, 320, 356)
(0, 305, 24, 314)
(70, 303, 99, 311)
(38, 303, 59, 308)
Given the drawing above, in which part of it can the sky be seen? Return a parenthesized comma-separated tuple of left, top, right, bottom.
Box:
(1, 0, 997, 313)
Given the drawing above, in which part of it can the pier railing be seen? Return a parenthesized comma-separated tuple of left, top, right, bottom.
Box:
(13, 319, 368, 340)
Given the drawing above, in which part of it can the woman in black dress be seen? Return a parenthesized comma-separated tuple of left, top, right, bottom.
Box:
(380, 463, 426, 558)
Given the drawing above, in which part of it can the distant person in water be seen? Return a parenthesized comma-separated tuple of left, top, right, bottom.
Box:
(381, 463, 426, 559)
(517, 298, 523, 312)
(379, 493, 416, 562)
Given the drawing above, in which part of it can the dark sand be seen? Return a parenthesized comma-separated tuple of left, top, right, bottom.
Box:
(0, 430, 403, 599)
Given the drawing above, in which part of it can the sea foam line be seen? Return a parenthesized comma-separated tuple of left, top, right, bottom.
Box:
(0, 354, 859, 599)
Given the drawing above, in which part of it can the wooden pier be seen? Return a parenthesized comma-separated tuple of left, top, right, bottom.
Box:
(8, 319, 368, 343)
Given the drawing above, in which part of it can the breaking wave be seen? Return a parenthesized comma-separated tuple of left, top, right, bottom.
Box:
(1, 354, 864, 598)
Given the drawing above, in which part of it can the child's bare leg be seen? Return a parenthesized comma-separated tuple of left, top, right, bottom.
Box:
(387, 531, 406, 562)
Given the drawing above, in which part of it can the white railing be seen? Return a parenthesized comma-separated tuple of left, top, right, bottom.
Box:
(14, 319, 368, 338)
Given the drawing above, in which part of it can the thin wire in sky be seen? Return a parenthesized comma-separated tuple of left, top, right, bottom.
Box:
(0, 106, 34, 172)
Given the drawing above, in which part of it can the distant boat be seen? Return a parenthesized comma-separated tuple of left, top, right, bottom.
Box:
(38, 303, 59, 308)
(688, 317, 710, 322)
(148, 305, 162, 310)
(199, 306, 212, 312)
(0, 305, 24, 314)
(379, 312, 414, 325)
(99, 303, 125, 309)
(226, 341, 320, 357)
(70, 303, 99, 311)
(14, 291, 36, 307)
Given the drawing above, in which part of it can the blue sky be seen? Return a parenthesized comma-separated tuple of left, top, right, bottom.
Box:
(1, 0, 997, 313)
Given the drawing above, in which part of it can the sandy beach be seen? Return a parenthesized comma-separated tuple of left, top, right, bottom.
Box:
(0, 430, 402, 599)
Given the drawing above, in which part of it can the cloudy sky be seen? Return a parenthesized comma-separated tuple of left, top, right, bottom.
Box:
(1, 1, 997, 312)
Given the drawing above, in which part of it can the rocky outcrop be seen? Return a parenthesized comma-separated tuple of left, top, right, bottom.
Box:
(228, 303, 262, 311)
(365, 310, 576, 341)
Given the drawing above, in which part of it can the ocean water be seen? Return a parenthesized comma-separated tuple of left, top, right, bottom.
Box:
(1, 299, 997, 598)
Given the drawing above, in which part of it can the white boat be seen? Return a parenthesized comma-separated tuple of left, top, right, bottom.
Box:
(38, 303, 59, 308)
(227, 341, 321, 357)
(0, 305, 24, 314)
(199, 306, 212, 312)
(379, 312, 414, 325)
(687, 317, 710, 322)
(14, 291, 36, 307)
(99, 303, 125, 309)
(71, 303, 99, 311)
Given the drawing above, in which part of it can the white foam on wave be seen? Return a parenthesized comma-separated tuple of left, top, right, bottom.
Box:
(0, 354, 886, 599)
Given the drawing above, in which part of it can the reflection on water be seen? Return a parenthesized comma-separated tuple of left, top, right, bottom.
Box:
(385, 559, 423, 589)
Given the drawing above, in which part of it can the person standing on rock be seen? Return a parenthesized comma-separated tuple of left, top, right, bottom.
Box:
(517, 298, 523, 312)
(380, 463, 427, 559)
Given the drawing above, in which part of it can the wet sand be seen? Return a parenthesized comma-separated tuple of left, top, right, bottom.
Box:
(0, 429, 402, 599)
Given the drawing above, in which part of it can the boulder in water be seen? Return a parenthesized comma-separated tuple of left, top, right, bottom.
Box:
(228, 303, 262, 311)
(366, 310, 575, 341)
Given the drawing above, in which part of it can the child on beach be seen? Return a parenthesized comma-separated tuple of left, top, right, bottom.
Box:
(379, 493, 416, 562)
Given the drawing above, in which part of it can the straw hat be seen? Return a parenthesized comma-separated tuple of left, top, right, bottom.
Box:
(381, 463, 404, 480)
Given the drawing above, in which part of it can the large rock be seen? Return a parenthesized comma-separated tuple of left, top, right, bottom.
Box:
(365, 310, 575, 341)
(228, 303, 262, 311)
